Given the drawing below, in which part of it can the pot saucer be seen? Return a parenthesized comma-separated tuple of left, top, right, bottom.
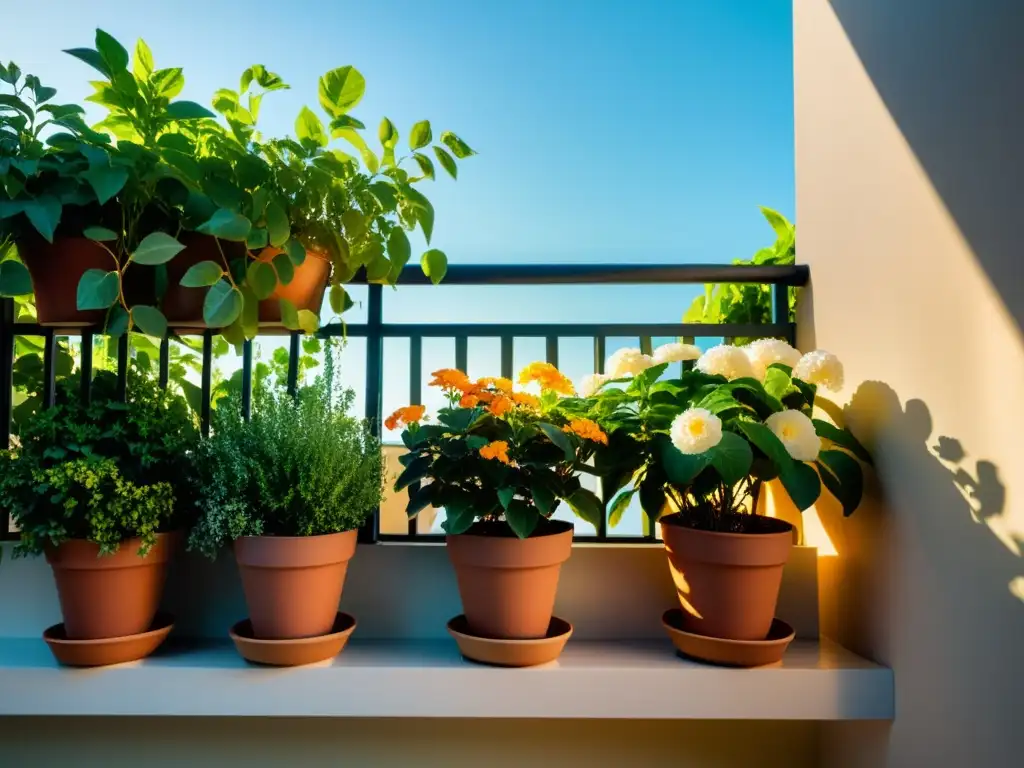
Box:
(229, 612, 356, 667)
(447, 614, 573, 667)
(43, 612, 175, 667)
(662, 609, 795, 667)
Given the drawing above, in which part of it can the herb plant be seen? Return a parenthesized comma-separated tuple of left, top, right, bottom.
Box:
(392, 363, 606, 539)
(187, 358, 385, 558)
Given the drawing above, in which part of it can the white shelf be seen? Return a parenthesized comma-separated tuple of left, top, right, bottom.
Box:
(0, 637, 892, 720)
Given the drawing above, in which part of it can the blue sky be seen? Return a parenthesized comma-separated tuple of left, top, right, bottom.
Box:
(6, 0, 795, 533)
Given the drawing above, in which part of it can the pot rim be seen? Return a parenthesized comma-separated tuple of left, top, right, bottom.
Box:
(659, 511, 794, 539)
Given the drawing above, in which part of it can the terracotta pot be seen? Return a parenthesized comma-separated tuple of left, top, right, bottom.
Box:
(660, 513, 794, 641)
(18, 236, 111, 326)
(256, 247, 330, 325)
(45, 533, 174, 640)
(163, 233, 247, 327)
(234, 530, 358, 640)
(446, 520, 574, 639)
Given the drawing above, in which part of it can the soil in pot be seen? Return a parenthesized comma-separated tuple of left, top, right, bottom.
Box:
(163, 234, 247, 327)
(234, 530, 357, 640)
(256, 247, 330, 325)
(446, 518, 573, 640)
(660, 511, 793, 641)
(45, 533, 175, 640)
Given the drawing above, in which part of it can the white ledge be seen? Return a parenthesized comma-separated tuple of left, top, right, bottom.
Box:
(0, 637, 892, 720)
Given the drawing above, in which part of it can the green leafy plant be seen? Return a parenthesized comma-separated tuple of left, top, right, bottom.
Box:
(684, 207, 796, 345)
(187, 351, 384, 559)
(576, 341, 871, 532)
(0, 370, 198, 557)
(392, 363, 606, 539)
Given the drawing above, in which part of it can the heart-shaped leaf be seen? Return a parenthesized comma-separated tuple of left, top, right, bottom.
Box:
(130, 305, 167, 338)
(409, 120, 432, 150)
(0, 260, 33, 296)
(247, 260, 277, 300)
(76, 269, 119, 310)
(180, 260, 223, 287)
(203, 279, 243, 328)
(131, 232, 185, 265)
(198, 208, 251, 242)
(420, 249, 447, 285)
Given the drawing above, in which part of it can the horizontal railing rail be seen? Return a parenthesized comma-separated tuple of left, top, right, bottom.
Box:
(0, 262, 808, 545)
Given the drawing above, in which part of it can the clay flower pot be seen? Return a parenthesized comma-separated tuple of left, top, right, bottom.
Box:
(18, 236, 112, 326)
(45, 533, 175, 640)
(163, 234, 247, 327)
(660, 513, 794, 641)
(234, 530, 358, 640)
(256, 247, 330, 325)
(447, 520, 573, 639)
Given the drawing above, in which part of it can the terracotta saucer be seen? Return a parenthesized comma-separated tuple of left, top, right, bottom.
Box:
(229, 612, 356, 667)
(662, 609, 795, 667)
(43, 612, 175, 667)
(447, 615, 573, 667)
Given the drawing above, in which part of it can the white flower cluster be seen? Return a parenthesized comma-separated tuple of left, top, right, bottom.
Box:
(793, 349, 844, 392)
(695, 344, 754, 380)
(578, 372, 610, 398)
(670, 408, 723, 454)
(652, 342, 701, 365)
(606, 347, 654, 378)
(744, 339, 801, 380)
(687, 341, 845, 393)
(766, 409, 821, 461)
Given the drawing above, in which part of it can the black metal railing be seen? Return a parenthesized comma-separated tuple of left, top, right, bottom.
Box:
(0, 262, 809, 545)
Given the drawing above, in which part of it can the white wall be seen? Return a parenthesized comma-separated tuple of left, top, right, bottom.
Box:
(794, 1, 1024, 765)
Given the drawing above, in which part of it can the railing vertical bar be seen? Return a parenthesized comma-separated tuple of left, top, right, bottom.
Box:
(79, 332, 93, 405)
(773, 283, 794, 345)
(639, 337, 655, 540)
(454, 335, 468, 372)
(0, 299, 13, 538)
(241, 339, 253, 422)
(639, 336, 653, 356)
(286, 332, 301, 398)
(594, 336, 606, 374)
(546, 336, 559, 368)
(500, 336, 513, 380)
(41, 330, 57, 410)
(361, 283, 384, 544)
(158, 337, 170, 389)
(407, 336, 423, 536)
(200, 330, 212, 438)
(115, 334, 129, 402)
(682, 335, 697, 374)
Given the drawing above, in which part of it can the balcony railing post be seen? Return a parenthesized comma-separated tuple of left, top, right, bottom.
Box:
(0, 298, 12, 539)
(361, 283, 384, 544)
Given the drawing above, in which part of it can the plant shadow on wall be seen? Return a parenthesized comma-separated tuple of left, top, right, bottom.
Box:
(815, 380, 1022, 672)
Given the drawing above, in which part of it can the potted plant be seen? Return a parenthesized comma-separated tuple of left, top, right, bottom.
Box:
(392, 363, 606, 666)
(188, 356, 384, 666)
(0, 370, 197, 665)
(580, 340, 871, 665)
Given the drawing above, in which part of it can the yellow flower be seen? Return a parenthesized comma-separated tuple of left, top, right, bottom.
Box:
(487, 395, 513, 417)
(563, 418, 608, 445)
(518, 361, 575, 395)
(385, 405, 426, 431)
(479, 440, 511, 464)
(477, 376, 514, 393)
(429, 368, 472, 393)
(511, 392, 540, 409)
(459, 393, 481, 408)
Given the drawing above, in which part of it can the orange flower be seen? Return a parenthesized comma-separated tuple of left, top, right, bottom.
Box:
(477, 376, 514, 393)
(429, 368, 472, 393)
(479, 440, 510, 464)
(563, 418, 608, 445)
(487, 395, 513, 417)
(518, 361, 575, 395)
(385, 405, 426, 431)
(459, 393, 480, 407)
(511, 392, 540, 409)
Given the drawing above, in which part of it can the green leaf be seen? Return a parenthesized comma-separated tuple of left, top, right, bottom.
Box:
(379, 117, 398, 148)
(412, 152, 435, 180)
(247, 260, 277, 300)
(497, 486, 516, 509)
(387, 228, 412, 270)
(402, 185, 434, 242)
(284, 239, 306, 266)
(131, 232, 185, 265)
(764, 366, 794, 401)
(130, 305, 167, 338)
(365, 255, 391, 282)
(22, 195, 62, 242)
(779, 460, 821, 512)
(151, 68, 184, 98)
(64, 48, 111, 77)
(77, 269, 119, 310)
(537, 422, 575, 461)
(660, 440, 709, 485)
(82, 164, 128, 206)
(566, 487, 603, 529)
(272, 251, 294, 286)
(409, 120, 432, 150)
(395, 456, 432, 491)
(329, 284, 354, 314)
(95, 29, 129, 72)
(265, 202, 290, 247)
(246, 227, 269, 250)
(83, 226, 117, 242)
(441, 131, 476, 158)
(407, 483, 436, 520)
(0, 260, 32, 296)
(203, 279, 243, 328)
(329, 114, 366, 131)
(420, 249, 447, 285)
(433, 145, 458, 179)
(180, 260, 223, 288)
(318, 66, 365, 116)
(295, 106, 327, 147)
(133, 39, 154, 80)
(441, 501, 475, 534)
(198, 209, 252, 242)
(638, 471, 667, 524)
(279, 298, 299, 330)
(813, 419, 873, 465)
(297, 309, 319, 334)
(504, 499, 539, 539)
(737, 420, 793, 470)
(708, 431, 754, 486)
(368, 181, 398, 211)
(817, 449, 864, 517)
(0, 94, 34, 119)
(106, 305, 129, 337)
(333, 128, 379, 173)
(531, 482, 556, 516)
(760, 206, 793, 240)
(166, 100, 215, 120)
(608, 489, 635, 529)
